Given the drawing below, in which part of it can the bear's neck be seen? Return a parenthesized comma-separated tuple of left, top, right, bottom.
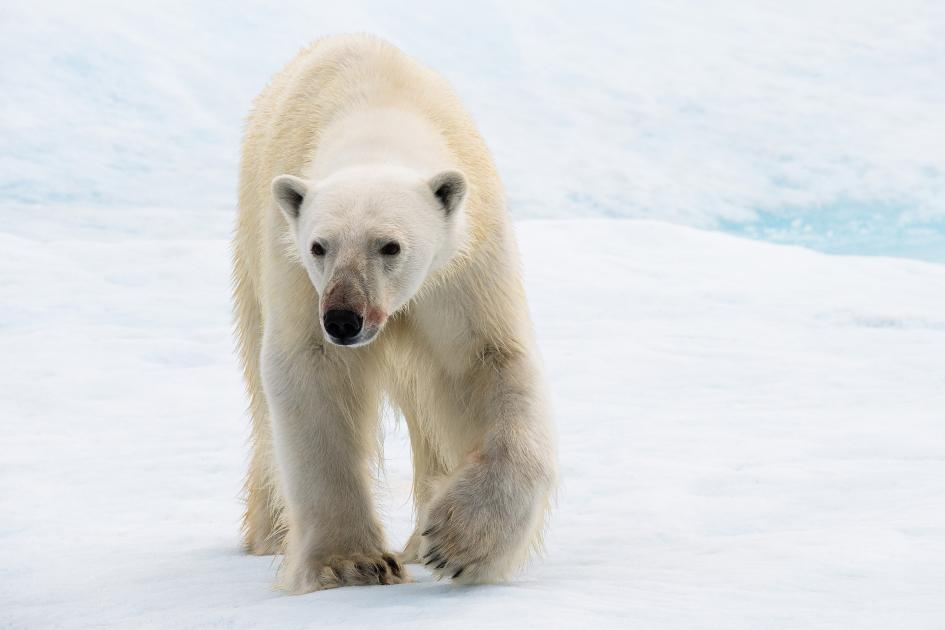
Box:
(306, 106, 455, 180)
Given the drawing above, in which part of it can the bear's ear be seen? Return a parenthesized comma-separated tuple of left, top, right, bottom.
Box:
(428, 170, 467, 216)
(271, 174, 310, 222)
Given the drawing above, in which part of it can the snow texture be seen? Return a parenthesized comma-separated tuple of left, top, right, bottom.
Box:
(2, 1, 945, 259)
(2, 2, 945, 628)
(2, 211, 944, 628)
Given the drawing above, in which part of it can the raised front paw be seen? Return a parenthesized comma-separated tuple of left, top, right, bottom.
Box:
(417, 465, 547, 584)
(283, 551, 408, 593)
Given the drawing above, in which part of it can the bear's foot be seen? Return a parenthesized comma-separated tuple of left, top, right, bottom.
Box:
(400, 528, 425, 564)
(242, 510, 285, 556)
(419, 513, 497, 584)
(283, 552, 408, 593)
(417, 461, 545, 584)
(244, 530, 284, 556)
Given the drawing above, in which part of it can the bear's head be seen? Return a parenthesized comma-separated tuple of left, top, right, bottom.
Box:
(272, 165, 467, 347)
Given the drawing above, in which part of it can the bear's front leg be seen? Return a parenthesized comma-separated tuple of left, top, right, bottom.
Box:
(261, 337, 406, 593)
(418, 350, 555, 583)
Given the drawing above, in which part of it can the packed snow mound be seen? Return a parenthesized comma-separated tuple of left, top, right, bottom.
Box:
(2, 1, 945, 258)
(2, 211, 943, 628)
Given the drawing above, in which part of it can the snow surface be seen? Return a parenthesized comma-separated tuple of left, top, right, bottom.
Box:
(2, 210, 944, 628)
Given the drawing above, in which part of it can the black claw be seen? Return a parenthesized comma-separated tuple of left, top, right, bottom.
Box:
(436, 560, 447, 569)
(423, 546, 439, 560)
(383, 555, 401, 578)
(421, 527, 434, 536)
(452, 568, 464, 579)
(424, 555, 440, 567)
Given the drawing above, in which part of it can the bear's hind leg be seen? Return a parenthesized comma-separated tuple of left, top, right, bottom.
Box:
(399, 417, 446, 563)
(242, 441, 285, 555)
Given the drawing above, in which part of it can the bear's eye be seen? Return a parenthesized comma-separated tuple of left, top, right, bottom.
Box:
(380, 241, 401, 256)
(311, 241, 326, 257)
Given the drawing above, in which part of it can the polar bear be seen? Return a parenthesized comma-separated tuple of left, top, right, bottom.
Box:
(232, 34, 555, 593)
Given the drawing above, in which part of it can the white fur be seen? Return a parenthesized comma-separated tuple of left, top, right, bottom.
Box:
(233, 34, 556, 593)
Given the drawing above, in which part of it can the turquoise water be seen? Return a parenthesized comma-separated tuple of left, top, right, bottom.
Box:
(721, 203, 945, 263)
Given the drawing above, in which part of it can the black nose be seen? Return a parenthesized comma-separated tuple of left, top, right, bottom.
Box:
(323, 309, 363, 342)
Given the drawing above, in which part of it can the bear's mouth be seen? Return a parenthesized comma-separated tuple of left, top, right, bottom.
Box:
(324, 325, 379, 348)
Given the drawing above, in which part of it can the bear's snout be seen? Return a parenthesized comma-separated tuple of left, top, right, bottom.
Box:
(320, 276, 386, 346)
(323, 309, 363, 344)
